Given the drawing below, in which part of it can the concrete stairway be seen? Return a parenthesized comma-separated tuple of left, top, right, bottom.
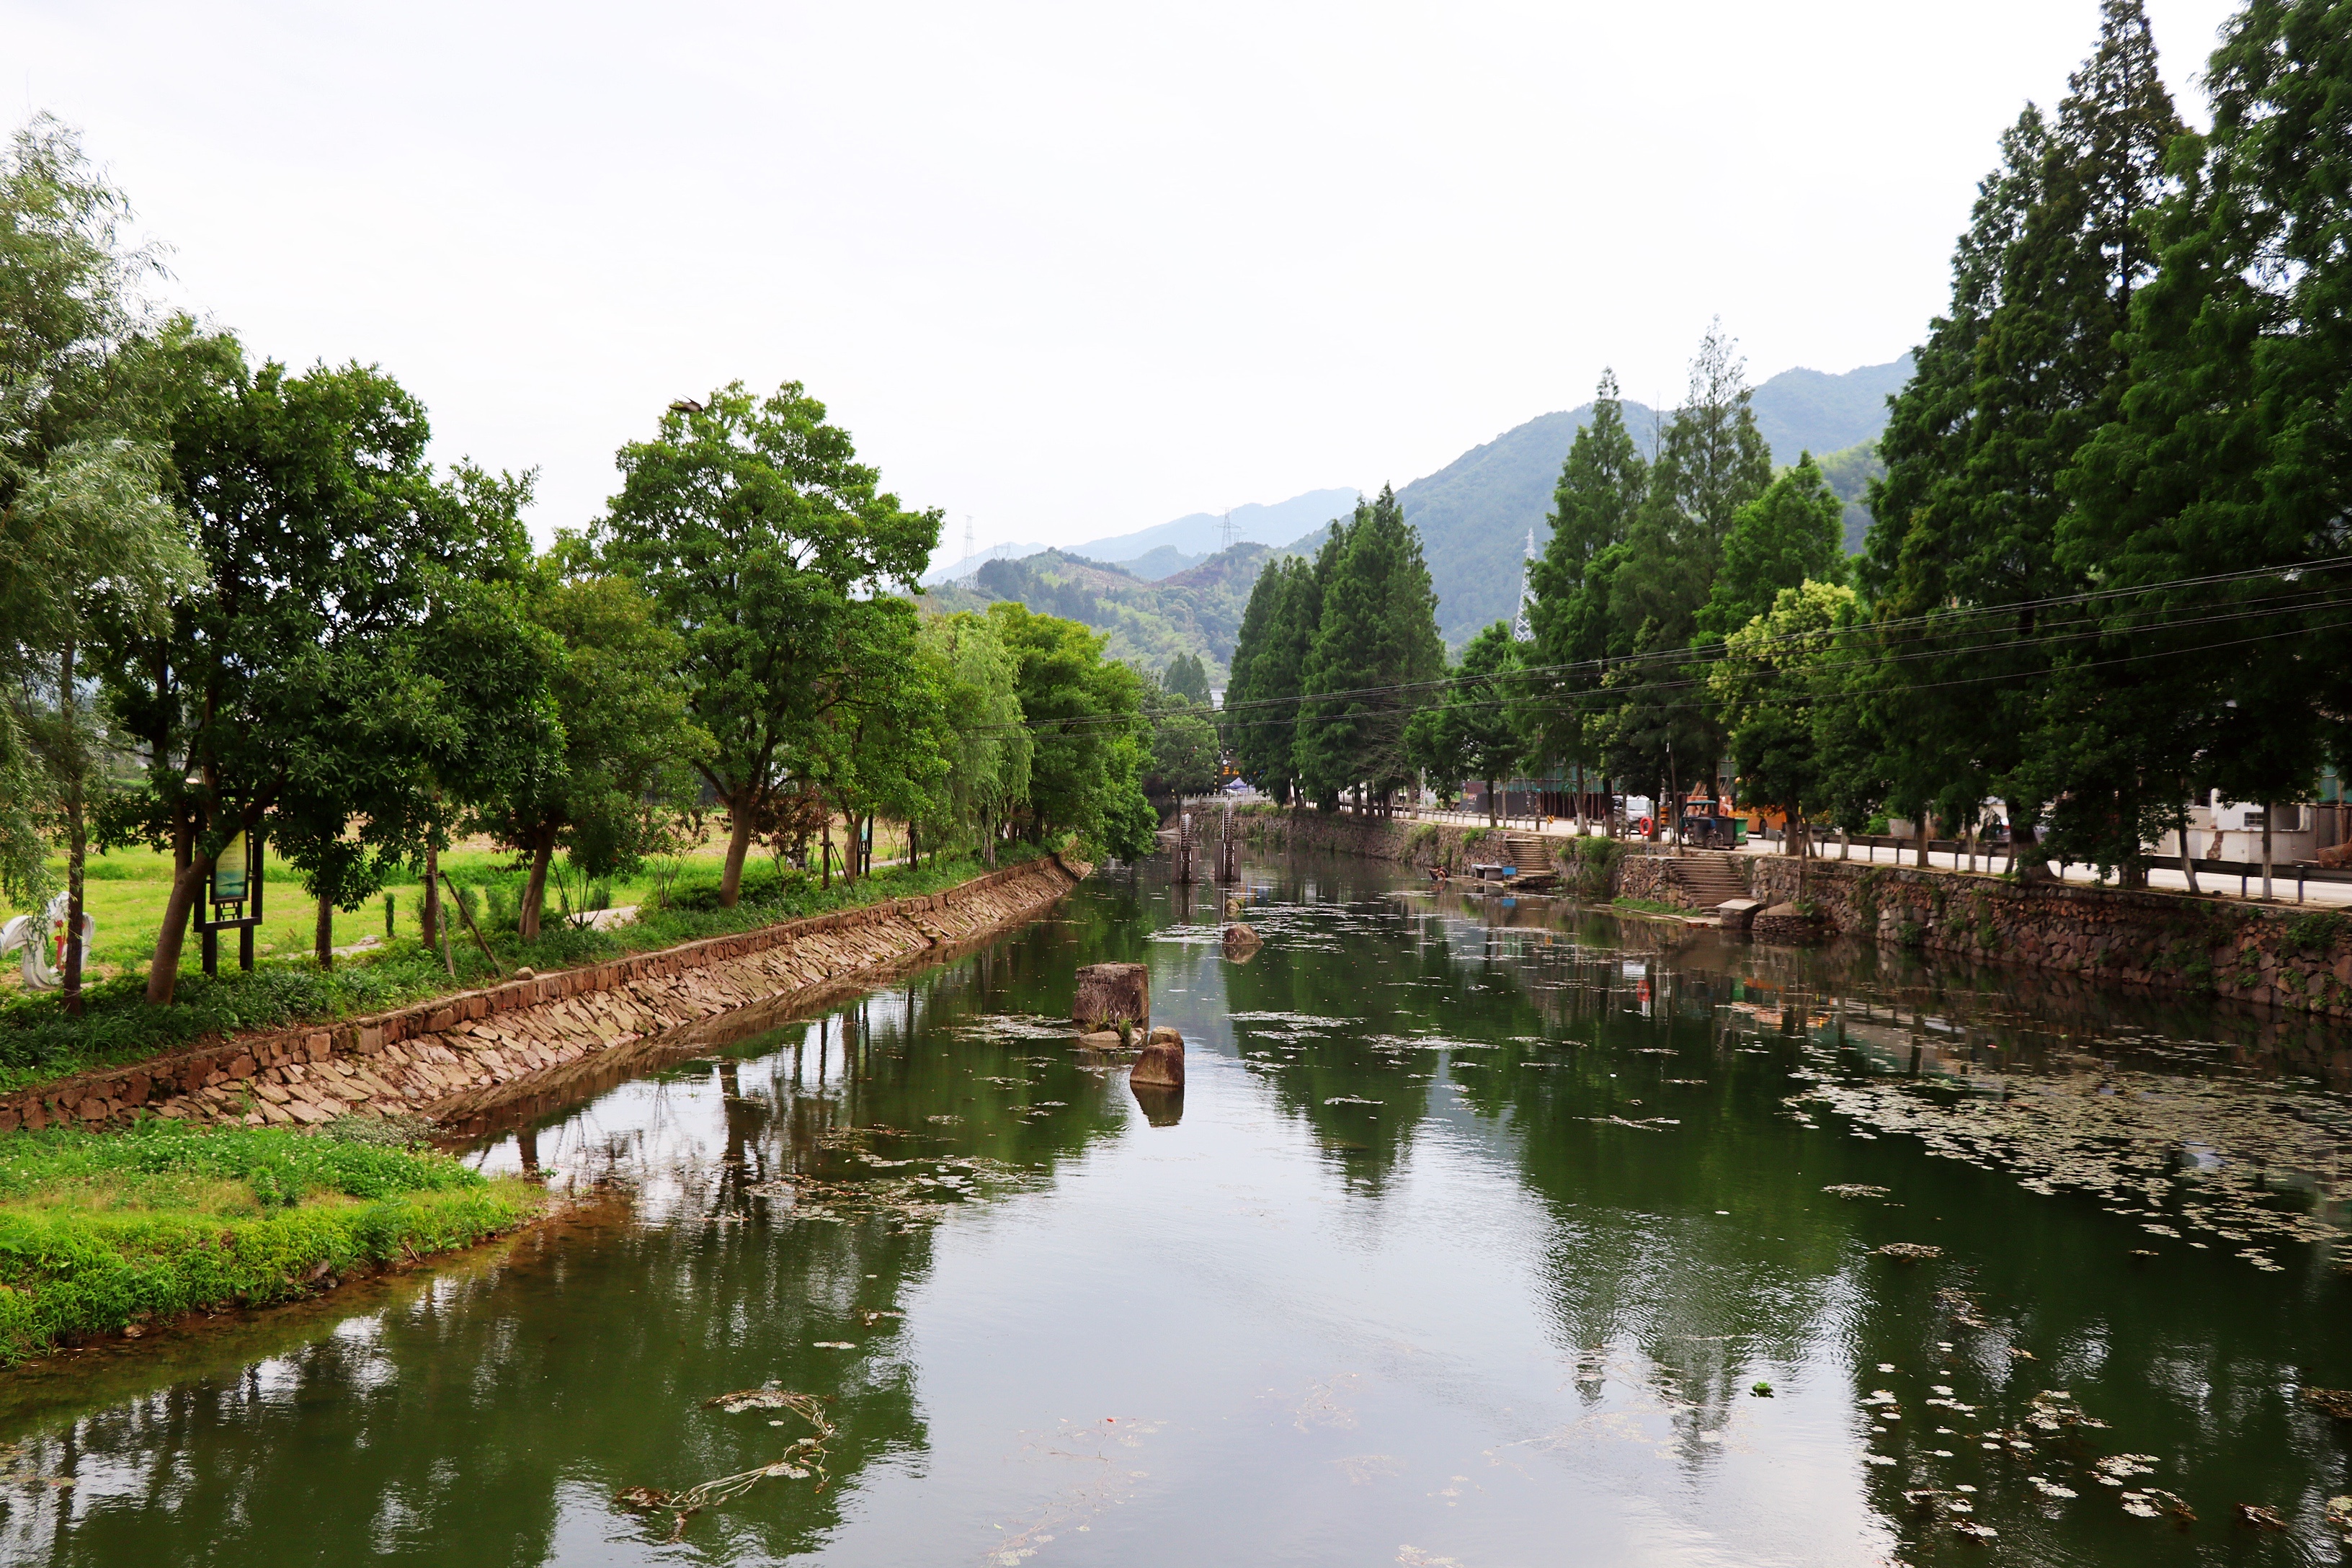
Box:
(1665, 852, 1748, 909)
(1505, 834, 1555, 879)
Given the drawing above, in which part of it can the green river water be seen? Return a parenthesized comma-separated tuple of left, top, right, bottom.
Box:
(4, 855, 2351, 1566)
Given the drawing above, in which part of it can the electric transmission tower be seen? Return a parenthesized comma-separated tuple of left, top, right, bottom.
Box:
(1511, 528, 1538, 643)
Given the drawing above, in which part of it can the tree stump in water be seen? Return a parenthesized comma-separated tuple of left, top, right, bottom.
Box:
(1131, 1027, 1184, 1088)
(1072, 963, 1149, 1030)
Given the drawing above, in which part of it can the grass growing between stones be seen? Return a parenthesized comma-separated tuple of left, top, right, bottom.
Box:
(0, 847, 1047, 1094)
(0, 1120, 538, 1363)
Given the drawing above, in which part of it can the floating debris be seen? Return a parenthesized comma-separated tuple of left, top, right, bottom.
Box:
(1791, 1059, 2350, 1270)
(618, 1386, 835, 1541)
(1823, 1185, 1891, 1200)
(2304, 1387, 2352, 1420)
(2237, 1502, 2289, 1531)
(1874, 1243, 1943, 1261)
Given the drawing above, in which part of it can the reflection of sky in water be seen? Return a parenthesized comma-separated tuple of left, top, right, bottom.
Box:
(0, 862, 2346, 1563)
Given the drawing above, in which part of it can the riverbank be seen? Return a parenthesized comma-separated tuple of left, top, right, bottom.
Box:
(0, 850, 1035, 1094)
(0, 855, 1087, 1136)
(1244, 807, 2352, 1017)
(0, 1122, 540, 1363)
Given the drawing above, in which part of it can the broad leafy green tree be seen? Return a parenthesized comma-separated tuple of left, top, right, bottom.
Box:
(594, 381, 939, 906)
(473, 558, 712, 939)
(986, 602, 1157, 859)
(1406, 622, 1523, 824)
(102, 342, 549, 999)
(914, 611, 1031, 865)
(1710, 581, 1862, 853)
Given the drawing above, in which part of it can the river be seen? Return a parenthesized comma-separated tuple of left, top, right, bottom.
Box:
(3, 855, 2349, 1566)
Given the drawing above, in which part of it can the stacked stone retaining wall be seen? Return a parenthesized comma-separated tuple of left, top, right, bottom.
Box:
(1, 855, 1084, 1135)
(1745, 855, 2352, 1017)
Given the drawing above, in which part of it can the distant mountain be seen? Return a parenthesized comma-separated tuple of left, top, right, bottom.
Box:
(1813, 440, 1886, 554)
(1752, 357, 1913, 463)
(1115, 545, 1208, 581)
(1396, 357, 1912, 644)
(919, 542, 1283, 683)
(1070, 488, 1358, 566)
(922, 540, 1049, 584)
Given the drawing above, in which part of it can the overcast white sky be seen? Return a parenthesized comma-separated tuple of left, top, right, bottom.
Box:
(11, 1, 2239, 564)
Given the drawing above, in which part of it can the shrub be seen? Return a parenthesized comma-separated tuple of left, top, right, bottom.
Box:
(2285, 911, 2347, 953)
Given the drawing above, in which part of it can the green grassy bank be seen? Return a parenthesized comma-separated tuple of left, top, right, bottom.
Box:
(0, 1121, 538, 1363)
(0, 846, 1044, 1095)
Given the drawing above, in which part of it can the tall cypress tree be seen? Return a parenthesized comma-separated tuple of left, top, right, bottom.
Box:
(1600, 325, 1771, 803)
(2059, 0, 2352, 863)
(1861, 0, 2183, 874)
(1294, 487, 1443, 812)
(1516, 372, 1648, 785)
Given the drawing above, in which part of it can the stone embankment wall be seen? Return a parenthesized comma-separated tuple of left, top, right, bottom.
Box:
(1745, 855, 2352, 1017)
(1237, 808, 1625, 897)
(1237, 808, 1514, 870)
(0, 856, 1084, 1135)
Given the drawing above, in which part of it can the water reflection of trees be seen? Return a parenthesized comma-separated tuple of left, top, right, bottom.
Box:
(0, 921, 1146, 1567)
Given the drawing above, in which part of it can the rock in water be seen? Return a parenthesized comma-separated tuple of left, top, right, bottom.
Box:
(1221, 922, 1262, 958)
(1224, 896, 1243, 919)
(1131, 1032, 1184, 1088)
(1072, 962, 1149, 1030)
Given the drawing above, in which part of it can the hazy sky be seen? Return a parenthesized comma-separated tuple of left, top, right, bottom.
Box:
(12, 1, 2240, 564)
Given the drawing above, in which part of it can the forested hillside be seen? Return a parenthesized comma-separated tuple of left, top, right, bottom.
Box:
(921, 543, 1280, 683)
(1391, 358, 1909, 644)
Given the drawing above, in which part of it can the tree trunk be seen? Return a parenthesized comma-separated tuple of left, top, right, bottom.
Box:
(58, 640, 86, 1015)
(314, 889, 334, 971)
(719, 793, 757, 908)
(2177, 798, 2200, 895)
(1485, 778, 1498, 828)
(146, 839, 213, 1006)
(2263, 803, 2274, 901)
(1915, 811, 1930, 868)
(821, 816, 833, 889)
(422, 834, 442, 950)
(520, 830, 555, 940)
(2013, 820, 2052, 883)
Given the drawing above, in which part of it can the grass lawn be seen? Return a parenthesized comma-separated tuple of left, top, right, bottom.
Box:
(0, 1121, 539, 1362)
(7, 818, 922, 992)
(0, 844, 1040, 1094)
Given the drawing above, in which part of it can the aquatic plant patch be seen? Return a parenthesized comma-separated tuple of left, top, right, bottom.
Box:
(0, 1121, 535, 1360)
(1789, 1058, 2348, 1269)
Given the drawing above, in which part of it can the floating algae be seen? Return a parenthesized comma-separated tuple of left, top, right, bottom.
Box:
(1789, 1054, 2352, 1269)
(617, 1386, 836, 1541)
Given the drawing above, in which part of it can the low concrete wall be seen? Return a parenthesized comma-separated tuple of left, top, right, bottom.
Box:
(1, 855, 1085, 1133)
(1747, 855, 2352, 1017)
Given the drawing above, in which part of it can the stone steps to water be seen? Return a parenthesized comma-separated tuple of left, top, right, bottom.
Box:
(1665, 852, 1748, 909)
(1504, 834, 1554, 875)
